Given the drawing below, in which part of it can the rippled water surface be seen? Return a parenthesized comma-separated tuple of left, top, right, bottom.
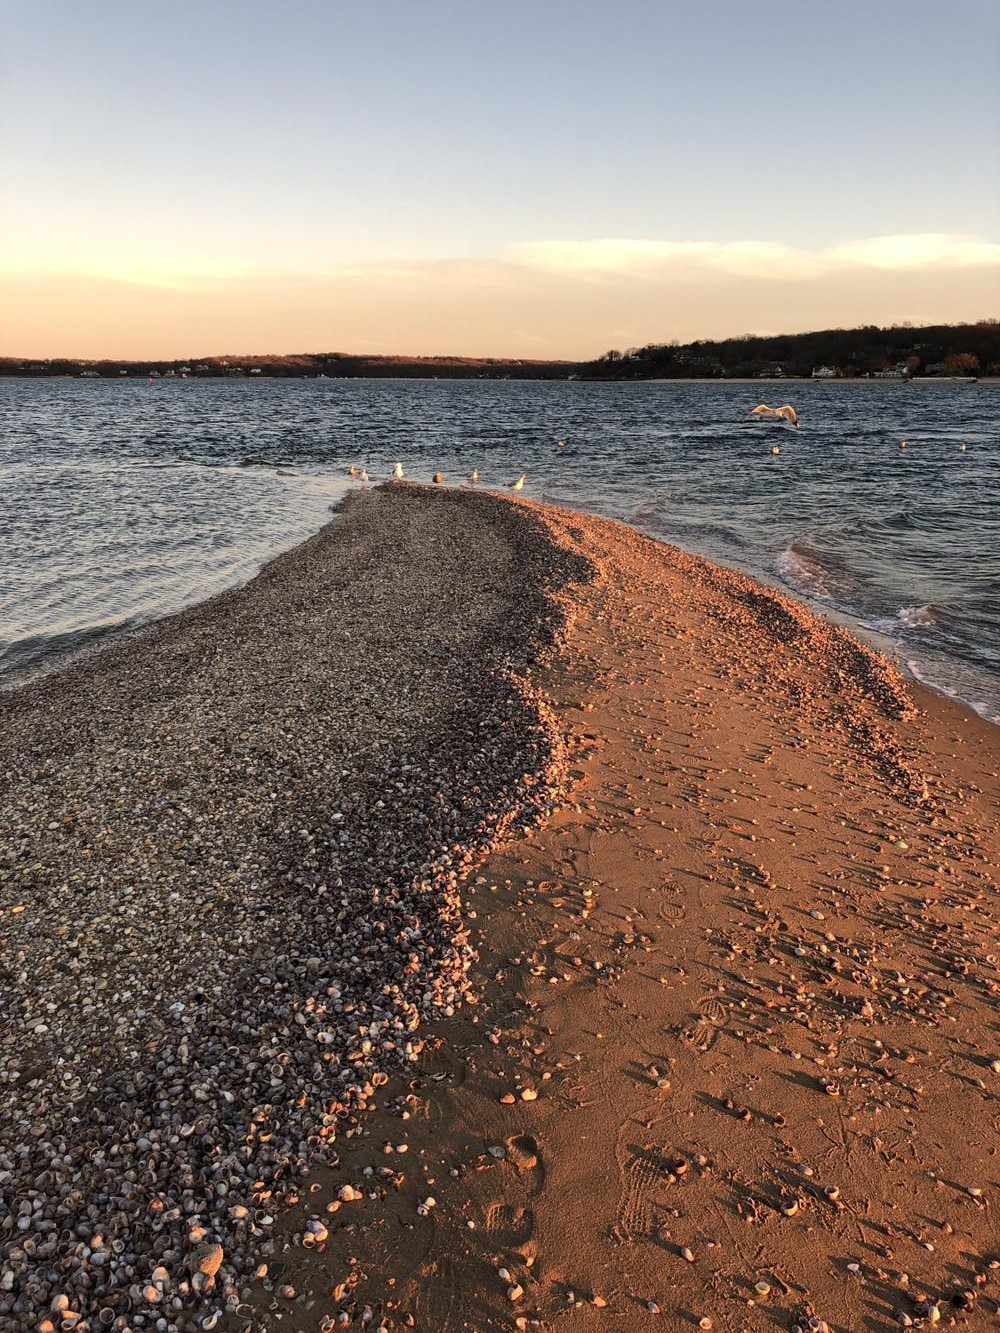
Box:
(2, 377, 997, 720)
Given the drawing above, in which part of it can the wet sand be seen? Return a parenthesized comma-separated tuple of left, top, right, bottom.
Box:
(232, 494, 999, 1332)
(1, 487, 997, 1333)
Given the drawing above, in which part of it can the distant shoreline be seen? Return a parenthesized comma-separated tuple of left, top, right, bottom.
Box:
(3, 318, 996, 381)
(1, 370, 994, 384)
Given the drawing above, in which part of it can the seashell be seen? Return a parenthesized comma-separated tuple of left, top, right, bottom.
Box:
(191, 1242, 224, 1278)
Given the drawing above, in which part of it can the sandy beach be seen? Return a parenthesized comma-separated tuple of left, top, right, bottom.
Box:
(1, 487, 997, 1333)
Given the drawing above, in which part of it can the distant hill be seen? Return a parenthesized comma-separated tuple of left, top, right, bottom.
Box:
(0, 352, 572, 380)
(578, 320, 1000, 380)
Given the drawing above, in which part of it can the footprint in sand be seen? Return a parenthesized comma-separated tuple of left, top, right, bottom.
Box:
(412, 1254, 461, 1331)
(416, 1040, 468, 1086)
(682, 1019, 718, 1052)
(680, 994, 728, 1051)
(696, 995, 728, 1025)
(613, 1141, 666, 1244)
(484, 1201, 535, 1247)
(505, 1133, 546, 1196)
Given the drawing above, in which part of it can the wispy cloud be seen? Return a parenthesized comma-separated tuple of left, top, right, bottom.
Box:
(824, 233, 1000, 269)
(509, 233, 1000, 278)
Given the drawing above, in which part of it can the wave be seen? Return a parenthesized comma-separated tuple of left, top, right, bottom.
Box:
(867, 604, 938, 633)
(775, 544, 854, 602)
(905, 655, 1000, 726)
(0, 619, 136, 683)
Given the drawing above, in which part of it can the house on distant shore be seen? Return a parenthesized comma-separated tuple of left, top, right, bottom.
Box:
(811, 365, 840, 379)
(757, 365, 786, 378)
(871, 363, 908, 379)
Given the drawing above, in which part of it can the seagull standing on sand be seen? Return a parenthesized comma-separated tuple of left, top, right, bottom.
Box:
(469, 468, 479, 484)
(392, 461, 404, 480)
(509, 473, 526, 491)
(347, 465, 358, 477)
(360, 469, 369, 484)
(433, 471, 443, 484)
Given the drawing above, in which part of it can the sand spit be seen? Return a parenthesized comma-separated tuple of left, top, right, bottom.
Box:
(225, 496, 999, 1333)
(0, 487, 591, 1332)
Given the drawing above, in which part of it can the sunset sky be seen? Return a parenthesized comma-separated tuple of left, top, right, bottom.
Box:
(2, 0, 998, 359)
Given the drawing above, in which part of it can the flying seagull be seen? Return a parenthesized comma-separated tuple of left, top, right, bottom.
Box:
(749, 404, 798, 427)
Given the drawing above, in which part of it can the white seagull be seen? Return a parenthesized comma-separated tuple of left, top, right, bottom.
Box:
(749, 404, 799, 427)
(360, 469, 369, 484)
(509, 473, 526, 491)
(469, 468, 479, 484)
(392, 461, 404, 480)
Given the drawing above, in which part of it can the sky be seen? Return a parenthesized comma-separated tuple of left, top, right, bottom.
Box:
(2, 0, 998, 359)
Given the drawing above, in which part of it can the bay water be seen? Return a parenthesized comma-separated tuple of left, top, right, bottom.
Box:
(1, 377, 997, 722)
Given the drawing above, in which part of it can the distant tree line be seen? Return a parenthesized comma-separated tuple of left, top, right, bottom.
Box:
(3, 321, 998, 381)
(580, 320, 1000, 380)
(0, 352, 573, 380)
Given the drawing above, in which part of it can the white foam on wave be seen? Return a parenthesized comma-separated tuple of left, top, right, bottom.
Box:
(868, 603, 938, 633)
(775, 546, 839, 600)
(905, 656, 1000, 725)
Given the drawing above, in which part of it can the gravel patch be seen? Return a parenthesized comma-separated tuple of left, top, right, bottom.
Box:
(0, 485, 592, 1332)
